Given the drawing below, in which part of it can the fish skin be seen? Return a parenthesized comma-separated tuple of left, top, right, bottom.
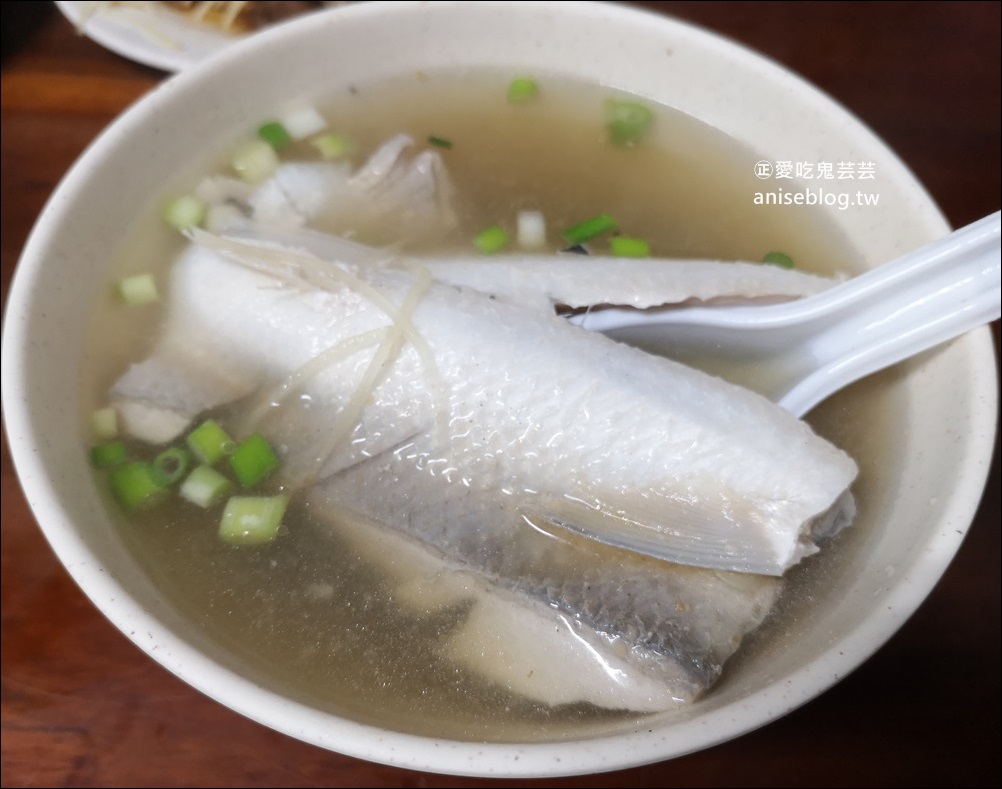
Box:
(305, 497, 776, 710)
(308, 473, 784, 707)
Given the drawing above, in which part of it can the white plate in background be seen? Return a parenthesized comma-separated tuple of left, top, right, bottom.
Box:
(56, 1, 255, 72)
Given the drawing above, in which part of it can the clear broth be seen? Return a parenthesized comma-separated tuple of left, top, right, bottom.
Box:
(81, 72, 899, 742)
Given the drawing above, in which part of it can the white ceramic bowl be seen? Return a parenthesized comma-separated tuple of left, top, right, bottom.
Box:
(2, 0, 997, 778)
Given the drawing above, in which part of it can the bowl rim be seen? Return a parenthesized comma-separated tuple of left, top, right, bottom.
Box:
(2, 0, 998, 778)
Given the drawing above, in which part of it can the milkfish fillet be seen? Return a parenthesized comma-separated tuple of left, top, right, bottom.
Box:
(107, 231, 857, 710)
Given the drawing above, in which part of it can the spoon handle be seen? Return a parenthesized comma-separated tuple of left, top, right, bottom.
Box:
(776, 210, 1000, 415)
(575, 211, 1000, 417)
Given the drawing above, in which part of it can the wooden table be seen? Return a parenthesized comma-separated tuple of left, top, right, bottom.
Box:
(2, 3, 999, 786)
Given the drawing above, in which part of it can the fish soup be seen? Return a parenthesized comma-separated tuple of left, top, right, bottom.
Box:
(81, 71, 894, 741)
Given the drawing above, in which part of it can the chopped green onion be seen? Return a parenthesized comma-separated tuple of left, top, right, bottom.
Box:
(610, 236, 651, 258)
(507, 77, 539, 104)
(562, 213, 618, 245)
(91, 407, 118, 440)
(473, 224, 510, 254)
(162, 195, 206, 230)
(186, 419, 235, 465)
(229, 432, 280, 488)
(279, 105, 327, 140)
(257, 121, 292, 150)
(116, 273, 159, 306)
(219, 494, 289, 545)
(90, 441, 127, 468)
(311, 133, 355, 160)
(180, 465, 232, 508)
(109, 461, 168, 512)
(517, 210, 546, 249)
(150, 447, 190, 487)
(604, 98, 654, 147)
(231, 139, 280, 184)
(762, 251, 795, 269)
(427, 135, 453, 149)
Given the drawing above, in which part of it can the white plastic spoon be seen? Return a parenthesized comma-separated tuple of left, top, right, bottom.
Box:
(571, 211, 1001, 417)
